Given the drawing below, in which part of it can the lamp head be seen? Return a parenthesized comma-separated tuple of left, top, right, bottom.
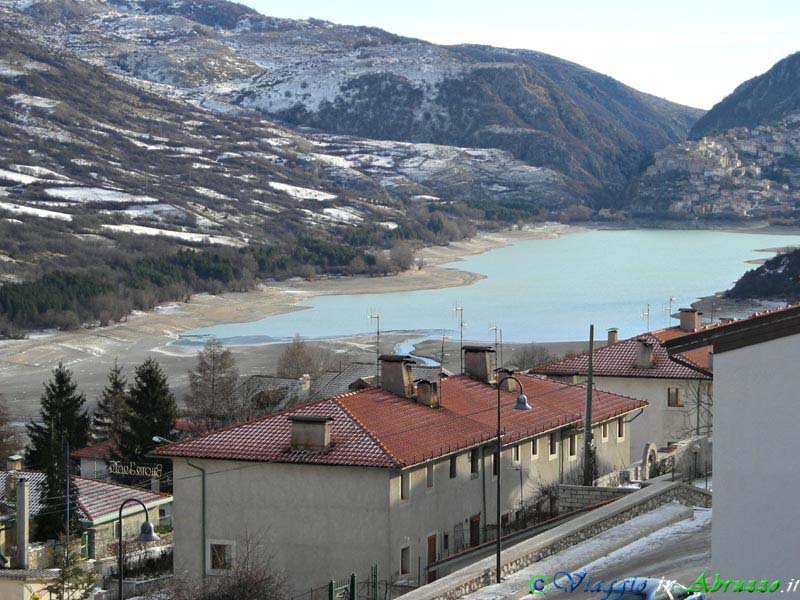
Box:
(513, 393, 532, 411)
(135, 520, 160, 543)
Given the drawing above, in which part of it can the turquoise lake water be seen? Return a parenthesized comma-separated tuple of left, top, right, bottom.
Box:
(177, 229, 800, 345)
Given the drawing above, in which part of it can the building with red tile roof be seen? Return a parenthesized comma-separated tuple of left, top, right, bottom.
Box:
(0, 468, 171, 561)
(156, 349, 645, 597)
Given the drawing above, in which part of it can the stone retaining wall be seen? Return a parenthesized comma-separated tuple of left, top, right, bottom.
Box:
(401, 482, 711, 600)
(557, 484, 634, 512)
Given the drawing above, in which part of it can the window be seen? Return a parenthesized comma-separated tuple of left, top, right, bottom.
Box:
(401, 472, 410, 500)
(443, 532, 449, 552)
(400, 546, 410, 575)
(492, 451, 499, 476)
(113, 520, 121, 540)
(426, 464, 435, 489)
(617, 417, 625, 439)
(80, 532, 89, 560)
(207, 540, 235, 573)
(549, 432, 557, 456)
(513, 445, 520, 463)
(667, 387, 684, 407)
(568, 433, 577, 457)
(531, 438, 538, 457)
(470, 449, 480, 477)
(601, 422, 609, 442)
(449, 456, 457, 479)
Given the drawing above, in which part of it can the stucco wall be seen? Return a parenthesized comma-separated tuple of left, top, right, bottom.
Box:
(171, 458, 391, 597)
(573, 375, 711, 460)
(712, 333, 800, 594)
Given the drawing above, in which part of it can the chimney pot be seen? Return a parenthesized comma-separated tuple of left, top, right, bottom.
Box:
(607, 328, 618, 344)
(678, 308, 702, 332)
(496, 369, 518, 392)
(15, 477, 29, 569)
(6, 455, 22, 471)
(288, 415, 332, 451)
(416, 380, 439, 408)
(379, 355, 415, 397)
(463, 346, 496, 383)
(636, 338, 655, 368)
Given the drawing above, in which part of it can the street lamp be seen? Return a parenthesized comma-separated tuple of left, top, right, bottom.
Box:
(117, 498, 160, 600)
(496, 374, 530, 583)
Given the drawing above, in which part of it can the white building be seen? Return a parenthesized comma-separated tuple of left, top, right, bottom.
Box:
(532, 308, 714, 460)
(155, 349, 646, 596)
(665, 304, 800, 593)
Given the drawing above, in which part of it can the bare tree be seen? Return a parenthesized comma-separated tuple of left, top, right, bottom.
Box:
(0, 392, 19, 458)
(677, 381, 713, 438)
(276, 335, 340, 379)
(170, 532, 286, 600)
(509, 343, 552, 370)
(389, 241, 415, 271)
(185, 338, 239, 427)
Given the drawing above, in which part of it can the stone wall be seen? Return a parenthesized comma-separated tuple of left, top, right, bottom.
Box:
(557, 485, 634, 512)
(400, 481, 711, 600)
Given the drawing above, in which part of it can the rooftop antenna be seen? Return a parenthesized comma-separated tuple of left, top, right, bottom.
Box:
(439, 333, 449, 402)
(489, 324, 500, 368)
(499, 329, 504, 370)
(369, 309, 380, 387)
(662, 296, 677, 326)
(453, 304, 464, 374)
(640, 303, 651, 332)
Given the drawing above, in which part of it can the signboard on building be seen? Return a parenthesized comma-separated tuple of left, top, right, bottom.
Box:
(108, 460, 163, 478)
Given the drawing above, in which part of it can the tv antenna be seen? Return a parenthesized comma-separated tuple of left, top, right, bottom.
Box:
(489, 324, 503, 369)
(369, 309, 380, 386)
(640, 303, 651, 332)
(662, 296, 677, 326)
(453, 304, 464, 373)
(439, 333, 450, 402)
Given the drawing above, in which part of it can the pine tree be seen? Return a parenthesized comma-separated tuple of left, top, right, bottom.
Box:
(25, 363, 88, 541)
(117, 358, 177, 481)
(25, 363, 90, 470)
(186, 338, 239, 427)
(46, 542, 96, 600)
(92, 360, 129, 445)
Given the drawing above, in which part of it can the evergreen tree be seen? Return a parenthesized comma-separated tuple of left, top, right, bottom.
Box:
(46, 542, 96, 600)
(25, 363, 90, 470)
(25, 363, 88, 541)
(118, 358, 177, 479)
(92, 360, 129, 445)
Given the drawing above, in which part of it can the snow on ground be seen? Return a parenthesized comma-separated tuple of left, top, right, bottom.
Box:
(44, 187, 159, 204)
(379, 221, 399, 230)
(8, 93, 59, 109)
(192, 186, 232, 201)
(463, 503, 699, 600)
(0, 201, 72, 221)
(321, 207, 363, 223)
(0, 168, 39, 185)
(268, 181, 336, 201)
(311, 153, 356, 168)
(101, 224, 244, 246)
(11, 164, 72, 181)
(691, 477, 712, 492)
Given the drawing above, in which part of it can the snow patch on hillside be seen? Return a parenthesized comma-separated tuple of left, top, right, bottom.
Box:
(268, 181, 336, 201)
(44, 187, 159, 204)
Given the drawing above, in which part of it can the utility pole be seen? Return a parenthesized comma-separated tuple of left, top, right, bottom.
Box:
(582, 325, 594, 486)
(640, 303, 651, 331)
(499, 329, 504, 370)
(65, 439, 70, 598)
(454, 305, 464, 373)
(369, 310, 380, 386)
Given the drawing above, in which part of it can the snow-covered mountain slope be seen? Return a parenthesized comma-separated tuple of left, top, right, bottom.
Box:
(1, 0, 703, 203)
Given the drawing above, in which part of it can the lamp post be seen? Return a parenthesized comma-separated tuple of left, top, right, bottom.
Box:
(496, 374, 531, 583)
(117, 498, 160, 600)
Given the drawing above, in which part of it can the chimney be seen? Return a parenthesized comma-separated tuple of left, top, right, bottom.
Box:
(288, 415, 332, 451)
(416, 380, 439, 408)
(607, 328, 618, 344)
(15, 477, 29, 569)
(679, 308, 702, 332)
(496, 369, 518, 392)
(297, 374, 312, 403)
(636, 338, 654, 368)
(463, 346, 495, 383)
(719, 317, 736, 324)
(379, 355, 415, 398)
(6, 454, 22, 471)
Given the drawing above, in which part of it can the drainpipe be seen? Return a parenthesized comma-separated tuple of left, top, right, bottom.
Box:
(186, 460, 207, 578)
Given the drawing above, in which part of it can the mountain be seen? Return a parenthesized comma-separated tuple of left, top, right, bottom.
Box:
(629, 52, 800, 222)
(690, 52, 800, 139)
(727, 247, 800, 301)
(2, 0, 702, 203)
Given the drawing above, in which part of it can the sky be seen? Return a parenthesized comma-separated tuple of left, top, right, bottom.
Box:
(238, 0, 799, 110)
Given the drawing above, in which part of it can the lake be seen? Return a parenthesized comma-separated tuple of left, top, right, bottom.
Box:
(177, 229, 800, 345)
